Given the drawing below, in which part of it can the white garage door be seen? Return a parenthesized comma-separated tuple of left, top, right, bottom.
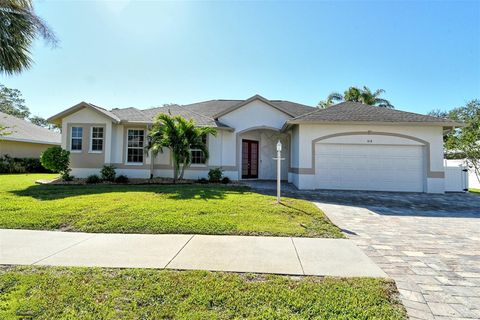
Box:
(315, 144, 425, 192)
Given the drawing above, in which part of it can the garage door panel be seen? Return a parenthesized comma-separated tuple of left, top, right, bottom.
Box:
(315, 143, 424, 192)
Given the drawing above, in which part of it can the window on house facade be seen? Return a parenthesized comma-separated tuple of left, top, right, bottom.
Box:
(91, 127, 104, 152)
(191, 135, 207, 164)
(71, 127, 83, 151)
(127, 129, 145, 163)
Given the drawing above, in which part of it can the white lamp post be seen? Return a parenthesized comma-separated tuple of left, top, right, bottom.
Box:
(275, 140, 284, 203)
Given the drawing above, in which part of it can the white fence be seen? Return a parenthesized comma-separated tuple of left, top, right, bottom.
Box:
(444, 159, 480, 191)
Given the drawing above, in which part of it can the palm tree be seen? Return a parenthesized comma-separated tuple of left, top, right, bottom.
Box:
(0, 0, 57, 75)
(148, 113, 217, 182)
(318, 86, 394, 108)
(359, 86, 394, 108)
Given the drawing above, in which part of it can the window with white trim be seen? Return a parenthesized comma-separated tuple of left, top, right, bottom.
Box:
(71, 127, 83, 151)
(127, 129, 145, 163)
(91, 127, 104, 152)
(191, 135, 207, 164)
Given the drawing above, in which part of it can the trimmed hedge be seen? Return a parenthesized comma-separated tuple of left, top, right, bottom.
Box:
(0, 155, 52, 174)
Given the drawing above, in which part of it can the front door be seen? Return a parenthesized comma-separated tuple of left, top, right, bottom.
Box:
(242, 139, 259, 179)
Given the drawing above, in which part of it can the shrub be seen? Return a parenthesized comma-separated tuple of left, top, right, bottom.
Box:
(100, 165, 116, 182)
(0, 155, 51, 173)
(86, 174, 101, 184)
(40, 146, 71, 179)
(208, 168, 223, 183)
(63, 174, 74, 181)
(197, 178, 208, 184)
(114, 175, 129, 183)
(221, 177, 231, 184)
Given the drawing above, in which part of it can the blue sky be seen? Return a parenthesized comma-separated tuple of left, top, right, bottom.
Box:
(2, 0, 479, 118)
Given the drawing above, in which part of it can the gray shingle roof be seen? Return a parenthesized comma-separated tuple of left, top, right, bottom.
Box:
(142, 105, 230, 128)
(0, 112, 61, 145)
(181, 98, 314, 118)
(105, 96, 315, 128)
(110, 107, 149, 122)
(289, 101, 461, 125)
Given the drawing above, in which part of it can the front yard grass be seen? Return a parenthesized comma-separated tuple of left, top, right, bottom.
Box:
(470, 188, 480, 194)
(0, 266, 406, 319)
(0, 174, 343, 238)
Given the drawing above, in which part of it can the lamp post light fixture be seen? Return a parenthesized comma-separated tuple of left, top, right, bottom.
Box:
(275, 140, 283, 203)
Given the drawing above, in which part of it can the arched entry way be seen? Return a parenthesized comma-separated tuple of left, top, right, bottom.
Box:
(236, 127, 290, 180)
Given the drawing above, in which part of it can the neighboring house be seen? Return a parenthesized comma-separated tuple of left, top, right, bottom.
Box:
(48, 94, 461, 193)
(0, 111, 61, 158)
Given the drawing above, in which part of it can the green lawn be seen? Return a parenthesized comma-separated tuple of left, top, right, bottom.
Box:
(0, 174, 343, 238)
(0, 266, 406, 319)
(470, 188, 480, 194)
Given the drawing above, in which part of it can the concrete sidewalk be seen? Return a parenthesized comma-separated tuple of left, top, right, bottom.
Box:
(0, 229, 386, 277)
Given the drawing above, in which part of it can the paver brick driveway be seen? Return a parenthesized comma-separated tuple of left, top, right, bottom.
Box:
(293, 190, 480, 320)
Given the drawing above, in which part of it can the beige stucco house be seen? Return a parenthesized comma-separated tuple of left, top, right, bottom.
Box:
(0, 112, 61, 158)
(48, 94, 461, 193)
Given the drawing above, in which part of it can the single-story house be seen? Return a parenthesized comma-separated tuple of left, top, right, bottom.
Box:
(0, 111, 61, 158)
(48, 94, 461, 193)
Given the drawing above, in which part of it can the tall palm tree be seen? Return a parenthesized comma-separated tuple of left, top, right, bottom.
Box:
(359, 86, 394, 108)
(148, 113, 217, 181)
(0, 0, 57, 75)
(318, 86, 394, 108)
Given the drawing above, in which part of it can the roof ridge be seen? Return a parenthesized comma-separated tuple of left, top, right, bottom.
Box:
(289, 102, 348, 120)
(288, 101, 461, 125)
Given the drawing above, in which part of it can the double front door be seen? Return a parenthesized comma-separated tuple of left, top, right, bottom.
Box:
(242, 139, 258, 179)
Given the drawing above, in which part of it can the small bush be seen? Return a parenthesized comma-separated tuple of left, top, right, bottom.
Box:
(86, 174, 101, 184)
(221, 177, 230, 184)
(100, 165, 116, 182)
(197, 178, 208, 184)
(114, 175, 129, 183)
(63, 174, 74, 181)
(208, 168, 223, 183)
(0, 155, 51, 173)
(40, 147, 71, 179)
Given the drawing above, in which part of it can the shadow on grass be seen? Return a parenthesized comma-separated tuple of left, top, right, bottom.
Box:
(11, 183, 249, 201)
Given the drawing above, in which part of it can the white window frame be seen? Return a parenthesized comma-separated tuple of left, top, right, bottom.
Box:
(190, 135, 208, 167)
(125, 128, 145, 165)
(89, 126, 104, 153)
(70, 126, 83, 153)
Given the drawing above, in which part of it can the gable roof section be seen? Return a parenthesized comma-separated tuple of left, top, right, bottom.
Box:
(212, 94, 301, 118)
(48, 96, 315, 129)
(288, 101, 463, 126)
(47, 102, 121, 125)
(0, 112, 61, 145)
(180, 97, 314, 119)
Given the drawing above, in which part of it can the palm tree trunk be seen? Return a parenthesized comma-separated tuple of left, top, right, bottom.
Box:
(179, 161, 187, 180)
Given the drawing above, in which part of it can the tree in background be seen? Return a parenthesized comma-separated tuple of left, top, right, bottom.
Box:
(148, 114, 217, 182)
(318, 86, 394, 108)
(0, 125, 10, 136)
(0, 84, 30, 118)
(0, 83, 57, 130)
(431, 99, 480, 180)
(0, 0, 57, 75)
(29, 115, 57, 130)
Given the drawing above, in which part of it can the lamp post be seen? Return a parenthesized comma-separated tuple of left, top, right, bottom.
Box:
(275, 140, 283, 204)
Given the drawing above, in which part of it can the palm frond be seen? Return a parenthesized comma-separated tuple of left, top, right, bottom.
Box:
(326, 92, 343, 102)
(0, 0, 58, 75)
